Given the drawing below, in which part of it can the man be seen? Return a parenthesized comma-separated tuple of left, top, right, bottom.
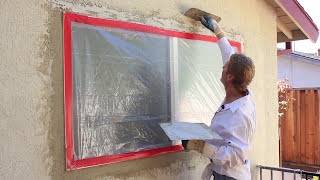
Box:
(182, 16, 256, 180)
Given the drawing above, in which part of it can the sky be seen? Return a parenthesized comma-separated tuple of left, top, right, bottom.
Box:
(277, 0, 320, 54)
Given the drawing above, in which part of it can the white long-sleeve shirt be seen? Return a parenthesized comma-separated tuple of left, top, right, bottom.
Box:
(201, 37, 257, 180)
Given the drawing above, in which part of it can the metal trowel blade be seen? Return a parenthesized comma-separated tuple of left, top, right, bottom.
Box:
(160, 122, 222, 141)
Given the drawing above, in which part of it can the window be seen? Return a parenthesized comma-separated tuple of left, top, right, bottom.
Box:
(64, 12, 240, 170)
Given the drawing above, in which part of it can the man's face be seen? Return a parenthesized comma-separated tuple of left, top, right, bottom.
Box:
(221, 62, 233, 87)
(220, 62, 228, 85)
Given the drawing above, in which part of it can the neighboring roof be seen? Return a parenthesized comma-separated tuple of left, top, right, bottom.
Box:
(265, 0, 319, 43)
(278, 49, 320, 65)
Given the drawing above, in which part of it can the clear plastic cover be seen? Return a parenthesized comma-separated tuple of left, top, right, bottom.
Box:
(72, 22, 172, 160)
(176, 38, 225, 125)
(71, 22, 236, 160)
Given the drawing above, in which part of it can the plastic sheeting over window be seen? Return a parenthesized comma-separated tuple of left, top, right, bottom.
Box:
(72, 22, 172, 160)
(67, 16, 239, 164)
(177, 38, 227, 124)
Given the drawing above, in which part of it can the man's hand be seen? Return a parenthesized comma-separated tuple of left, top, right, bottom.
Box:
(182, 140, 205, 153)
(200, 16, 223, 37)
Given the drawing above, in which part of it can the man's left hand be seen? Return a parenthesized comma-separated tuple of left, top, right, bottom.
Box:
(182, 140, 205, 153)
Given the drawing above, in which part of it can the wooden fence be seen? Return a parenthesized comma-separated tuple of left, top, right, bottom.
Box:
(279, 88, 320, 171)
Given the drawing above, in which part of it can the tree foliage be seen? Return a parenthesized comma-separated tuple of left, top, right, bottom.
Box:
(278, 78, 296, 117)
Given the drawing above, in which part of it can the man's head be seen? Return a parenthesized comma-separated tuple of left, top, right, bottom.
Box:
(221, 54, 255, 95)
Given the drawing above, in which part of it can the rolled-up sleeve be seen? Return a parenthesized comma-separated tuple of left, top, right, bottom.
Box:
(202, 138, 249, 167)
(218, 37, 235, 65)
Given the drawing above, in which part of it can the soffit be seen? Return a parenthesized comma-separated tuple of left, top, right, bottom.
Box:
(265, 0, 319, 43)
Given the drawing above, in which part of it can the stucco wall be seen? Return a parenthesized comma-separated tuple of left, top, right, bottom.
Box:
(0, 0, 278, 179)
(278, 56, 320, 88)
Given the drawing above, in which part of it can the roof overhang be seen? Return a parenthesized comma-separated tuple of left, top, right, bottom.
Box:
(265, 0, 319, 43)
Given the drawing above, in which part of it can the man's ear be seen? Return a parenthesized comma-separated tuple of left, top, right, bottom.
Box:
(226, 74, 234, 82)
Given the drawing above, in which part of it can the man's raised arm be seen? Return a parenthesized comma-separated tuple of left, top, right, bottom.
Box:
(200, 16, 235, 65)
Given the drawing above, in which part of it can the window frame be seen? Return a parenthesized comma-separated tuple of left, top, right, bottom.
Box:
(64, 12, 241, 170)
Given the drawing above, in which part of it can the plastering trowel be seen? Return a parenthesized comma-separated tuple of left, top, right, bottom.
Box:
(184, 8, 221, 22)
(160, 122, 222, 141)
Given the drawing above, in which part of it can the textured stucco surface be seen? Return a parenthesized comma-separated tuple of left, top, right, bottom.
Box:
(0, 0, 278, 179)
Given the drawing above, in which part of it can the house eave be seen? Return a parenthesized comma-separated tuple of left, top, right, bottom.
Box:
(265, 0, 319, 43)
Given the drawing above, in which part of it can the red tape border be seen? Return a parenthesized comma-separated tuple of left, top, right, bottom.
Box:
(64, 12, 241, 170)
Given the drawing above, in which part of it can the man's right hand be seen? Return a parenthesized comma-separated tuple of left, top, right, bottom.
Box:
(200, 16, 223, 37)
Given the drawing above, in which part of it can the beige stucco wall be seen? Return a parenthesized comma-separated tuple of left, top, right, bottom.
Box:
(0, 0, 278, 179)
